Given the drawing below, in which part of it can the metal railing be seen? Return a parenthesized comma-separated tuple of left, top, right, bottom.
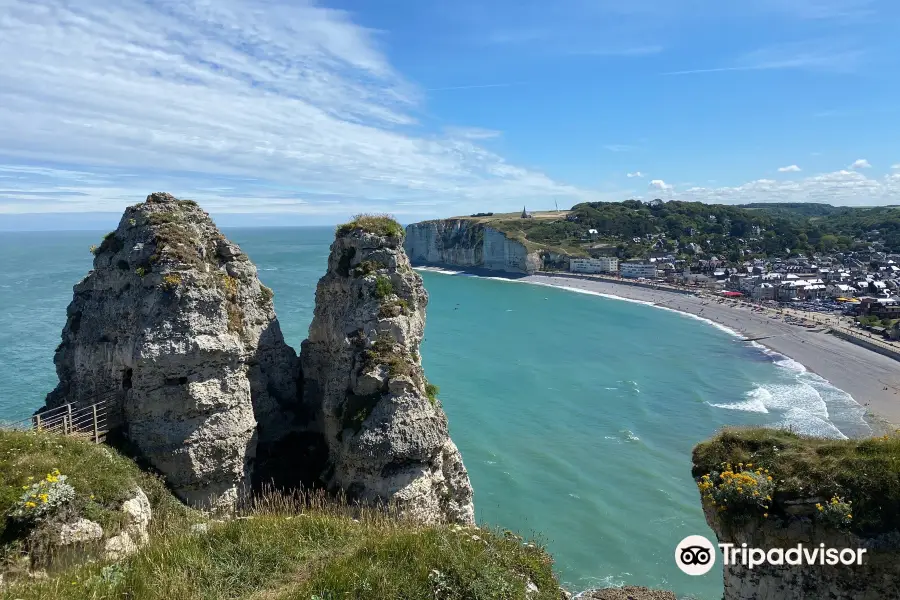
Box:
(2, 392, 116, 444)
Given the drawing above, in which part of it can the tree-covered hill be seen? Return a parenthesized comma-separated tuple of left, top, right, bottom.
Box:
(478, 200, 900, 262)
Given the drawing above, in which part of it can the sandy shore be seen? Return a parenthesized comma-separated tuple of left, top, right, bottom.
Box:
(520, 273, 900, 430)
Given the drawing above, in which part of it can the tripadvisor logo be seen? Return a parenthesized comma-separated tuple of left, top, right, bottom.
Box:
(675, 535, 716, 576)
(675, 535, 868, 575)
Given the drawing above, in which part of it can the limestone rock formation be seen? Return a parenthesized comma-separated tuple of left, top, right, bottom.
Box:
(45, 193, 298, 508)
(301, 218, 475, 524)
(404, 219, 541, 274)
(693, 429, 900, 600)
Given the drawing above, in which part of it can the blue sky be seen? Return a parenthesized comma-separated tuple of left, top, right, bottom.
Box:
(1, 0, 899, 229)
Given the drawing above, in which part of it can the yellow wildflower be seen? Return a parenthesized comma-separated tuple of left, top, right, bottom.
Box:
(763, 513, 768, 518)
(24, 501, 36, 508)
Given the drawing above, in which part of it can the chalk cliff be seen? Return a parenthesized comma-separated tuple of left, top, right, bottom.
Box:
(693, 428, 900, 600)
(404, 219, 541, 274)
(45, 193, 299, 509)
(300, 218, 475, 524)
(44, 198, 473, 524)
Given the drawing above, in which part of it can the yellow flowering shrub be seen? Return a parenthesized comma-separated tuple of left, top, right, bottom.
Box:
(816, 495, 853, 528)
(697, 462, 774, 517)
(11, 468, 76, 521)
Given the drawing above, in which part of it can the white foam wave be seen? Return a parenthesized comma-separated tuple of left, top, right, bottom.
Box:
(710, 387, 771, 413)
(413, 266, 465, 275)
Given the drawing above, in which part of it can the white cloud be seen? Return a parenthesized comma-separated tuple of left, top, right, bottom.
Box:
(444, 127, 503, 140)
(850, 159, 872, 169)
(668, 169, 900, 206)
(778, 165, 802, 172)
(649, 179, 672, 190)
(665, 40, 864, 76)
(0, 0, 590, 215)
(627, 171, 644, 178)
(892, 164, 900, 170)
(605, 144, 636, 152)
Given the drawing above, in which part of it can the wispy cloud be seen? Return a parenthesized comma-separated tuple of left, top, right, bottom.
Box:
(445, 127, 502, 140)
(850, 158, 872, 169)
(778, 165, 802, 172)
(665, 41, 865, 76)
(427, 82, 528, 92)
(892, 164, 900, 170)
(626, 171, 644, 178)
(0, 0, 589, 215)
(605, 144, 636, 152)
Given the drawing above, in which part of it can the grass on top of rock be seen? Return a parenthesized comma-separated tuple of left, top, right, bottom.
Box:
(0, 430, 194, 573)
(693, 427, 900, 535)
(337, 214, 404, 239)
(2, 484, 561, 600)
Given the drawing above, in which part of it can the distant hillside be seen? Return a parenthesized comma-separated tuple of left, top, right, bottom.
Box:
(737, 202, 841, 219)
(425, 200, 900, 261)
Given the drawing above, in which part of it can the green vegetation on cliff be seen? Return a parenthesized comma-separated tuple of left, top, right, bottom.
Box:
(0, 430, 193, 569)
(693, 427, 900, 535)
(1, 432, 561, 600)
(444, 200, 900, 262)
(338, 214, 404, 239)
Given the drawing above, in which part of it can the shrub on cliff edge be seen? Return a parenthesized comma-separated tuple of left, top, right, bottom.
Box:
(337, 214, 404, 239)
(0, 430, 194, 573)
(693, 427, 900, 535)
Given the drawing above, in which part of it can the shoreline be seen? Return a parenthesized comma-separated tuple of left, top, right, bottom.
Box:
(415, 266, 900, 434)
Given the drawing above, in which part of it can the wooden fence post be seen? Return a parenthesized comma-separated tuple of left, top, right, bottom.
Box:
(35, 413, 41, 431)
(66, 404, 73, 435)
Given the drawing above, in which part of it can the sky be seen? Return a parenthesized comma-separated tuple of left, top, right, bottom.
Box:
(1, 0, 900, 229)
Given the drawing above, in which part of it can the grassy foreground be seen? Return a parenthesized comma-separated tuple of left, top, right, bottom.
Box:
(693, 427, 900, 534)
(0, 431, 561, 600)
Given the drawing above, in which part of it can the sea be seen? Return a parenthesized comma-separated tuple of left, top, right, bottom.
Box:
(0, 226, 873, 599)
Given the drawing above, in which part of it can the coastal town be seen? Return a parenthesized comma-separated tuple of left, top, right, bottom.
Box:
(568, 250, 900, 343)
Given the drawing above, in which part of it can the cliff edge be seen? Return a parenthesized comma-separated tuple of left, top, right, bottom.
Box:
(693, 427, 900, 600)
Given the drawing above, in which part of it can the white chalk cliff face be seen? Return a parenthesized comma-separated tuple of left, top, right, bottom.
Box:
(404, 220, 541, 274)
(300, 225, 475, 524)
(46, 193, 299, 509)
(45, 195, 474, 524)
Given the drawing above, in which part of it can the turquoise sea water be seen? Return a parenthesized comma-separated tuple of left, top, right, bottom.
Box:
(0, 227, 871, 599)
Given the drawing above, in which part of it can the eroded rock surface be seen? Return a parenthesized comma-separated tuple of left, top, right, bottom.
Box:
(45, 193, 298, 508)
(300, 223, 475, 524)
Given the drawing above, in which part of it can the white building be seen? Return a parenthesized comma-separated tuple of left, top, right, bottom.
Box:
(570, 257, 618, 274)
(620, 262, 658, 279)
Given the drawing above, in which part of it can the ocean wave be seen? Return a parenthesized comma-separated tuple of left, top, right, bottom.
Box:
(710, 387, 771, 413)
(709, 345, 870, 438)
(413, 266, 466, 275)
(604, 429, 641, 443)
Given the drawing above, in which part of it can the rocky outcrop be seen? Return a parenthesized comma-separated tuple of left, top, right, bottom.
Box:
(44, 198, 474, 525)
(301, 220, 475, 524)
(45, 193, 299, 509)
(693, 428, 900, 600)
(700, 507, 900, 600)
(404, 219, 541, 274)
